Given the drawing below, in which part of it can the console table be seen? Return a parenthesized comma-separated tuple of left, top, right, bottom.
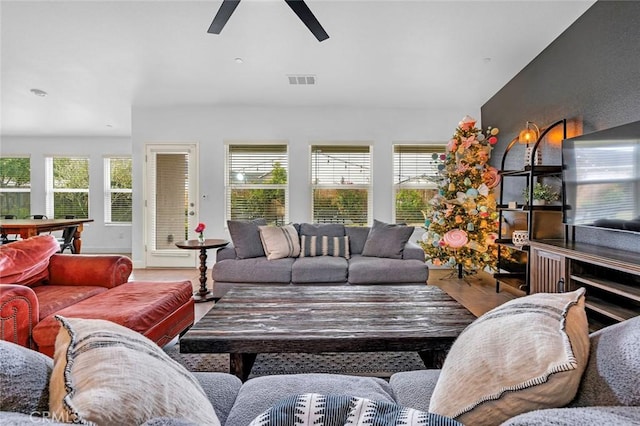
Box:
(175, 239, 229, 303)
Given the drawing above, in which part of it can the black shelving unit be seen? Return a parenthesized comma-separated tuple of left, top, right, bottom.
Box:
(494, 119, 567, 294)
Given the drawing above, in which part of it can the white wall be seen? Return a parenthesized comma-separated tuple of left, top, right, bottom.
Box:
(131, 105, 478, 267)
(1, 106, 482, 264)
(0, 136, 132, 253)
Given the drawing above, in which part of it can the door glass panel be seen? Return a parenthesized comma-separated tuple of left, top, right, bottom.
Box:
(154, 153, 188, 250)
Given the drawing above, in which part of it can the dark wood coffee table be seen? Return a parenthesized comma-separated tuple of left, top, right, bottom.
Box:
(179, 285, 476, 380)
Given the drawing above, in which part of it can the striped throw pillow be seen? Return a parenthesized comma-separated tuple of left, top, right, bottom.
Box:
(258, 224, 301, 260)
(300, 235, 350, 259)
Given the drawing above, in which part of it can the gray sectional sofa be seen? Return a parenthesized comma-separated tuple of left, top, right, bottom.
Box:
(212, 221, 428, 298)
(2, 315, 638, 425)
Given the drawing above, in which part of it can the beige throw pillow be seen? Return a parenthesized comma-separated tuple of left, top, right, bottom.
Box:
(258, 224, 300, 260)
(429, 288, 590, 426)
(49, 316, 220, 426)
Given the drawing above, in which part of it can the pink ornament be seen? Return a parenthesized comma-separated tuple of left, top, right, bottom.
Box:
(443, 229, 468, 248)
(483, 167, 501, 188)
(488, 136, 498, 145)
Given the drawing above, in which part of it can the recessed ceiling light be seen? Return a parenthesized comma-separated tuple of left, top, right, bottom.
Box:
(234, 57, 244, 64)
(106, 124, 114, 128)
(483, 57, 492, 63)
(30, 88, 48, 97)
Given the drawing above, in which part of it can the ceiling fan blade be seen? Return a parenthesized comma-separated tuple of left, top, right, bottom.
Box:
(284, 0, 329, 42)
(208, 0, 241, 34)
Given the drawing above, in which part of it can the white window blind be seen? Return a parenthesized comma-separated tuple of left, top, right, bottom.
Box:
(0, 156, 31, 218)
(573, 144, 637, 221)
(393, 144, 445, 226)
(311, 145, 371, 225)
(104, 157, 132, 223)
(46, 157, 89, 219)
(226, 144, 288, 225)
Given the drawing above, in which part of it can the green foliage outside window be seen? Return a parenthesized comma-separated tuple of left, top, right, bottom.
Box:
(230, 162, 286, 225)
(53, 158, 89, 219)
(0, 157, 31, 217)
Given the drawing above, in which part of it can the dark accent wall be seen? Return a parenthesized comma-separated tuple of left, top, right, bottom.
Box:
(482, 0, 640, 253)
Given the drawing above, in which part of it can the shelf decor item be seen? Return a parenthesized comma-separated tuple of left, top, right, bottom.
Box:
(420, 115, 508, 279)
(512, 230, 529, 248)
(519, 121, 542, 166)
(522, 183, 560, 205)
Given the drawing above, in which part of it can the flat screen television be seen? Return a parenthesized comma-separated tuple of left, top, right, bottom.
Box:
(562, 120, 640, 234)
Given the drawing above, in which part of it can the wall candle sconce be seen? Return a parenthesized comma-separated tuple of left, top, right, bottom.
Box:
(518, 121, 541, 166)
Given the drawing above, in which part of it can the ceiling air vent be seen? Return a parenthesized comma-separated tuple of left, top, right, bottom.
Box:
(288, 74, 316, 85)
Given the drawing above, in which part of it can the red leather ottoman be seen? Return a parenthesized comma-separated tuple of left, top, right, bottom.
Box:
(33, 280, 194, 356)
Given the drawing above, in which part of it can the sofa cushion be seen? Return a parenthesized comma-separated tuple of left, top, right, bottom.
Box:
(0, 340, 52, 414)
(0, 235, 60, 287)
(192, 372, 243, 426)
(348, 255, 427, 284)
(292, 256, 348, 284)
(249, 393, 462, 426)
(213, 257, 294, 283)
(502, 406, 640, 426)
(389, 369, 442, 412)
(258, 224, 300, 260)
(299, 223, 345, 237)
(300, 235, 350, 259)
(345, 226, 370, 255)
(33, 285, 108, 320)
(362, 220, 414, 259)
(570, 315, 640, 407)
(227, 218, 268, 259)
(33, 280, 193, 352)
(49, 316, 220, 425)
(429, 288, 590, 426)
(224, 373, 395, 426)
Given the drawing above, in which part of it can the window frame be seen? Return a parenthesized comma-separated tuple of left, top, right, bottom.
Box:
(310, 143, 372, 225)
(392, 143, 446, 226)
(225, 142, 289, 225)
(45, 156, 90, 219)
(0, 155, 31, 217)
(104, 156, 132, 224)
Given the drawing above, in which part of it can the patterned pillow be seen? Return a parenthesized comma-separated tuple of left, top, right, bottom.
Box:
(49, 316, 220, 426)
(250, 393, 461, 426)
(299, 235, 350, 259)
(429, 288, 590, 426)
(258, 224, 301, 260)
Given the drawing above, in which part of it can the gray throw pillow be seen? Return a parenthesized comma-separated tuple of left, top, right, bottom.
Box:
(299, 223, 345, 237)
(361, 220, 414, 259)
(227, 218, 268, 259)
(0, 340, 53, 414)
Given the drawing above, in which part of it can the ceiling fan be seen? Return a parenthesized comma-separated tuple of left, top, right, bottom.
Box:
(208, 0, 329, 42)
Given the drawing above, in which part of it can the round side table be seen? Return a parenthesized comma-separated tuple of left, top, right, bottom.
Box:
(175, 239, 229, 303)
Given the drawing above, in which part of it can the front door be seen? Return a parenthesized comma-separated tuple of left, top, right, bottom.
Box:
(144, 143, 199, 267)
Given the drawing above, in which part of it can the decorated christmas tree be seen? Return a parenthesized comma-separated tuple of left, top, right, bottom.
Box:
(420, 115, 502, 277)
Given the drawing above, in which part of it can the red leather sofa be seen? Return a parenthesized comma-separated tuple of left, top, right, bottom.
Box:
(0, 235, 194, 356)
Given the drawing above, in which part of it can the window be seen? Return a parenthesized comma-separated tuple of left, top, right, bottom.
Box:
(226, 144, 288, 225)
(393, 144, 446, 226)
(0, 156, 31, 217)
(104, 157, 132, 223)
(311, 145, 371, 225)
(46, 157, 89, 219)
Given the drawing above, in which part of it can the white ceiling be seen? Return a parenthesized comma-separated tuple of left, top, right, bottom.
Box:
(0, 0, 595, 137)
